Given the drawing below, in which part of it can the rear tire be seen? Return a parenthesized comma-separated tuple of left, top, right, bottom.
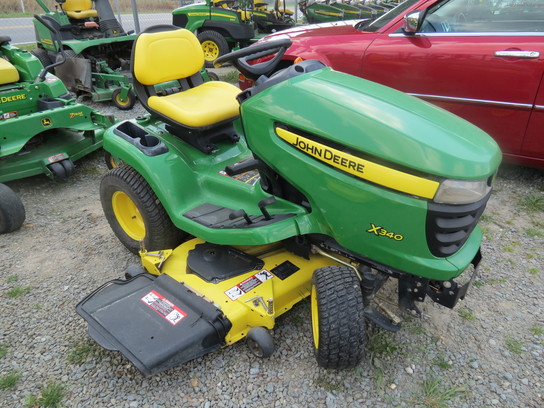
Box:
(100, 164, 186, 254)
(198, 31, 229, 68)
(30, 47, 52, 69)
(0, 184, 25, 234)
(311, 265, 366, 369)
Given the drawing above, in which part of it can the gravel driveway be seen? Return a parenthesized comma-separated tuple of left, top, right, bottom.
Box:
(1, 97, 543, 408)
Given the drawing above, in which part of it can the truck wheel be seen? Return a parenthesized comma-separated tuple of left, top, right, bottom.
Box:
(100, 164, 186, 254)
(198, 31, 229, 68)
(311, 265, 365, 369)
(112, 88, 136, 111)
(0, 184, 25, 234)
(247, 327, 274, 358)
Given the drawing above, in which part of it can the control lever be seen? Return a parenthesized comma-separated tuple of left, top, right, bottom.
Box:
(229, 209, 252, 225)
(258, 196, 276, 220)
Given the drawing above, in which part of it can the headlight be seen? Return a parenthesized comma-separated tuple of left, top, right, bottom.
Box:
(434, 178, 493, 205)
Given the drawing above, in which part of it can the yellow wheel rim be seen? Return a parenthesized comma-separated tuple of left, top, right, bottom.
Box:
(108, 155, 119, 168)
(112, 191, 145, 240)
(201, 40, 219, 61)
(115, 93, 130, 107)
(311, 285, 319, 349)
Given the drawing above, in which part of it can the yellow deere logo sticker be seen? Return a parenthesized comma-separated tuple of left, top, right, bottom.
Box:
(41, 118, 52, 126)
(276, 127, 439, 199)
(0, 94, 26, 103)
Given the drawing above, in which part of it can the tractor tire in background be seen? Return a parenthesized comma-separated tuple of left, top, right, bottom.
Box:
(0, 184, 26, 234)
(30, 47, 52, 69)
(100, 164, 187, 254)
(198, 31, 230, 68)
(311, 265, 366, 369)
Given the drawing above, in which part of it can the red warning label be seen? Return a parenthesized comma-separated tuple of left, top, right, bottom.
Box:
(141, 290, 187, 325)
(224, 269, 273, 301)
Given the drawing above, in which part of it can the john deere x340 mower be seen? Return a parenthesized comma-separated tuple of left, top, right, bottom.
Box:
(76, 26, 501, 376)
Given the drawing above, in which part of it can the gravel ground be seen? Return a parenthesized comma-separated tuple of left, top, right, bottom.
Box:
(1, 93, 543, 408)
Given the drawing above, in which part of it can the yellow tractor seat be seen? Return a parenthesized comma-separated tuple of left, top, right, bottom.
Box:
(149, 82, 241, 128)
(0, 58, 20, 85)
(132, 26, 241, 153)
(62, 0, 99, 19)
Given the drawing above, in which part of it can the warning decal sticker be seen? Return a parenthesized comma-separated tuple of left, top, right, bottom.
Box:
(224, 269, 273, 301)
(141, 290, 187, 326)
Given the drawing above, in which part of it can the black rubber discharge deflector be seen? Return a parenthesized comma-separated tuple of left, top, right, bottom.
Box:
(187, 243, 264, 282)
(75, 273, 232, 376)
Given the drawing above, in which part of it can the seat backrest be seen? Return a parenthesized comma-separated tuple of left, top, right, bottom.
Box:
(0, 58, 20, 85)
(62, 0, 93, 12)
(133, 28, 204, 86)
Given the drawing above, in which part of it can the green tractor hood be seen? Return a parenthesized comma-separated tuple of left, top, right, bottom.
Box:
(244, 68, 501, 181)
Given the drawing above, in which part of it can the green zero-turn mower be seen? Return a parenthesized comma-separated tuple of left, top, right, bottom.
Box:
(298, 0, 345, 23)
(173, 0, 256, 68)
(76, 26, 502, 376)
(0, 23, 114, 233)
(32, 0, 137, 110)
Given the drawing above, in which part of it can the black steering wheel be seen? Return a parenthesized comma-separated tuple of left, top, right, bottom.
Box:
(214, 38, 292, 81)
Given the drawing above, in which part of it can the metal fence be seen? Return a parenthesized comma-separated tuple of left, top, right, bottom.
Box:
(1, 0, 301, 44)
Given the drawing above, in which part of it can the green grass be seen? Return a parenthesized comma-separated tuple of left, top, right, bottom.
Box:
(525, 228, 543, 238)
(433, 355, 453, 370)
(530, 325, 544, 336)
(24, 381, 65, 408)
(367, 330, 399, 364)
(67, 340, 105, 364)
(6, 286, 31, 298)
(406, 377, 467, 408)
(505, 335, 523, 354)
(6, 275, 18, 283)
(518, 195, 544, 212)
(314, 372, 342, 392)
(218, 69, 240, 84)
(0, 371, 21, 390)
(457, 308, 476, 321)
(0, 344, 8, 359)
(529, 268, 539, 276)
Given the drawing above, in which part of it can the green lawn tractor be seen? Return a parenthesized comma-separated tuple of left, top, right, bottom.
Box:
(0, 27, 114, 232)
(298, 0, 345, 23)
(173, 0, 256, 67)
(238, 0, 296, 34)
(32, 0, 137, 110)
(76, 26, 501, 376)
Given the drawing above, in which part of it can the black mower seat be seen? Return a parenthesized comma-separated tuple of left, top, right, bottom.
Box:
(62, 0, 98, 19)
(133, 27, 240, 129)
(0, 58, 19, 85)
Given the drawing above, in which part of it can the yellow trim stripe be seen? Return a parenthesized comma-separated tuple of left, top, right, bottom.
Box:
(315, 10, 342, 16)
(276, 127, 439, 199)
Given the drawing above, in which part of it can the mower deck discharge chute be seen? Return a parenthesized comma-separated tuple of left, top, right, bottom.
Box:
(77, 26, 501, 376)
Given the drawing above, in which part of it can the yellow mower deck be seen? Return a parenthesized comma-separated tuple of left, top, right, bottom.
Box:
(76, 238, 342, 376)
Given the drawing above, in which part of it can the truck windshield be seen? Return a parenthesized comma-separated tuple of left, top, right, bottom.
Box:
(356, 0, 420, 32)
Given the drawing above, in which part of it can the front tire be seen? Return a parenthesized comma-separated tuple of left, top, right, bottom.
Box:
(0, 184, 25, 234)
(197, 31, 229, 68)
(100, 165, 186, 253)
(311, 265, 366, 369)
(111, 88, 136, 111)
